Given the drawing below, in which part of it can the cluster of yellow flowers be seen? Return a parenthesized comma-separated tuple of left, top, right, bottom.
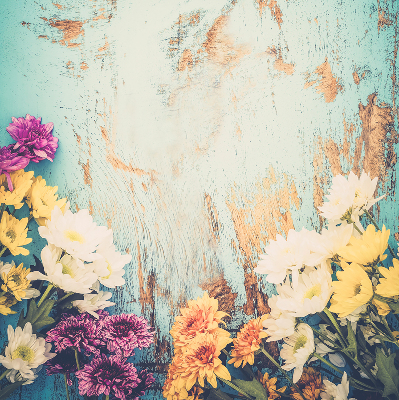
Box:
(0, 170, 67, 257)
(329, 224, 398, 318)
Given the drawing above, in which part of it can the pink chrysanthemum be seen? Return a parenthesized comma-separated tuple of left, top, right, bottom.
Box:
(46, 313, 104, 355)
(111, 369, 155, 400)
(102, 313, 154, 357)
(6, 114, 58, 163)
(75, 354, 139, 399)
(45, 348, 80, 385)
(0, 144, 30, 191)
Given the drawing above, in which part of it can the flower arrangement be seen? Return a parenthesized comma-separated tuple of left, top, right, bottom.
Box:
(164, 170, 399, 400)
(0, 115, 155, 400)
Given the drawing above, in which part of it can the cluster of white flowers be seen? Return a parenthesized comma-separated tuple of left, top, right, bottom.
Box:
(27, 206, 131, 315)
(255, 170, 384, 386)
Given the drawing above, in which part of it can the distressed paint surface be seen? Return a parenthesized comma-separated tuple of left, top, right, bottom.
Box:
(0, 0, 398, 398)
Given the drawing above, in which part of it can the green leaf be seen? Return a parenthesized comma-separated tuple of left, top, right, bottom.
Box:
(231, 378, 268, 400)
(356, 325, 370, 352)
(206, 389, 233, 400)
(32, 316, 55, 332)
(375, 347, 399, 398)
(17, 299, 55, 332)
(0, 381, 25, 400)
(345, 320, 357, 359)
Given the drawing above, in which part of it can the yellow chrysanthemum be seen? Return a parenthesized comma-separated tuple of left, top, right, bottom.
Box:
(26, 176, 67, 226)
(291, 367, 323, 400)
(1, 262, 31, 301)
(177, 333, 232, 391)
(0, 212, 32, 256)
(163, 355, 189, 400)
(170, 292, 229, 354)
(0, 170, 34, 209)
(329, 262, 373, 318)
(338, 224, 389, 268)
(228, 314, 268, 368)
(372, 298, 391, 316)
(376, 259, 399, 298)
(257, 371, 286, 400)
(0, 293, 17, 315)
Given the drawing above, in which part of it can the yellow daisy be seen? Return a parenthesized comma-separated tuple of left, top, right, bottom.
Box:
(1, 263, 31, 301)
(228, 314, 268, 368)
(0, 293, 17, 315)
(329, 262, 373, 318)
(257, 371, 286, 399)
(337, 224, 389, 268)
(376, 259, 399, 298)
(0, 170, 34, 209)
(0, 212, 32, 256)
(26, 176, 67, 226)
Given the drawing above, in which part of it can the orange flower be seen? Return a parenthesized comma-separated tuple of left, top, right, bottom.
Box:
(170, 292, 229, 354)
(228, 315, 268, 368)
(177, 333, 232, 391)
(163, 355, 187, 400)
(290, 367, 323, 400)
(257, 371, 286, 400)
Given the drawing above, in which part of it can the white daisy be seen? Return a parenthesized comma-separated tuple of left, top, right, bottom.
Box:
(321, 372, 356, 400)
(38, 207, 111, 265)
(263, 295, 296, 342)
(73, 281, 115, 318)
(91, 236, 132, 288)
(6, 366, 42, 385)
(27, 244, 98, 294)
(255, 228, 317, 286)
(319, 170, 384, 226)
(275, 267, 333, 317)
(280, 323, 315, 382)
(0, 323, 55, 381)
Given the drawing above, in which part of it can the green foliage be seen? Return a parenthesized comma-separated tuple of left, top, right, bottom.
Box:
(375, 348, 399, 398)
(231, 378, 268, 400)
(207, 389, 234, 400)
(0, 381, 25, 400)
(17, 299, 55, 333)
(345, 320, 358, 359)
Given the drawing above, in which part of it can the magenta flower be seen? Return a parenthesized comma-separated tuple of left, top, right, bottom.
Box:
(0, 144, 30, 191)
(110, 370, 155, 400)
(6, 114, 58, 163)
(46, 313, 104, 355)
(102, 314, 154, 357)
(45, 348, 80, 385)
(76, 354, 139, 399)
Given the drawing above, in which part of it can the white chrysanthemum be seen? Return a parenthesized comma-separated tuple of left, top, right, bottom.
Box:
(0, 261, 40, 299)
(91, 236, 132, 288)
(280, 323, 315, 383)
(255, 228, 318, 286)
(6, 366, 42, 385)
(321, 372, 356, 400)
(263, 295, 296, 342)
(275, 267, 333, 317)
(38, 206, 111, 265)
(319, 171, 384, 226)
(27, 245, 98, 294)
(73, 281, 115, 318)
(0, 323, 55, 381)
(307, 225, 353, 270)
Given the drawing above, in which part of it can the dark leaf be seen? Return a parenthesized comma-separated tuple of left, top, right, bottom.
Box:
(375, 348, 399, 398)
(0, 381, 25, 400)
(231, 378, 267, 400)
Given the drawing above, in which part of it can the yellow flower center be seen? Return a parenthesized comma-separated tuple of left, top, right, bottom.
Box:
(64, 230, 85, 244)
(101, 262, 112, 280)
(12, 345, 35, 362)
(293, 334, 307, 353)
(5, 229, 16, 243)
(303, 284, 322, 301)
(10, 273, 22, 286)
(62, 263, 75, 278)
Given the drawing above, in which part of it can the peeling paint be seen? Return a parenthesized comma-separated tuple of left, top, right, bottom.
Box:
(256, 0, 283, 28)
(48, 19, 85, 47)
(177, 49, 193, 71)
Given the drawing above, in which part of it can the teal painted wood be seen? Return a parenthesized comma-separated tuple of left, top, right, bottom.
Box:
(0, 0, 398, 398)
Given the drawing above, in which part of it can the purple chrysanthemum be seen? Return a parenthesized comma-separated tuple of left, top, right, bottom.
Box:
(45, 348, 80, 385)
(102, 313, 154, 357)
(76, 354, 139, 399)
(111, 370, 155, 400)
(0, 144, 30, 191)
(46, 313, 104, 355)
(6, 114, 58, 163)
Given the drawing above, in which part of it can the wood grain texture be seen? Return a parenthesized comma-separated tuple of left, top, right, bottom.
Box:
(0, 0, 398, 398)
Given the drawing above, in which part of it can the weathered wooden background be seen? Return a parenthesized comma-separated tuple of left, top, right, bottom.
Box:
(0, 0, 398, 398)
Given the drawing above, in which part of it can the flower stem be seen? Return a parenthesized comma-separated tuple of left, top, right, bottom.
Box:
(0, 369, 9, 381)
(0, 204, 5, 221)
(105, 396, 109, 400)
(218, 377, 255, 400)
(353, 223, 364, 235)
(56, 292, 75, 304)
(63, 374, 70, 400)
(323, 308, 348, 347)
(37, 283, 54, 307)
(260, 348, 306, 400)
(299, 319, 339, 349)
(0, 246, 7, 258)
(363, 209, 397, 259)
(74, 347, 81, 370)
